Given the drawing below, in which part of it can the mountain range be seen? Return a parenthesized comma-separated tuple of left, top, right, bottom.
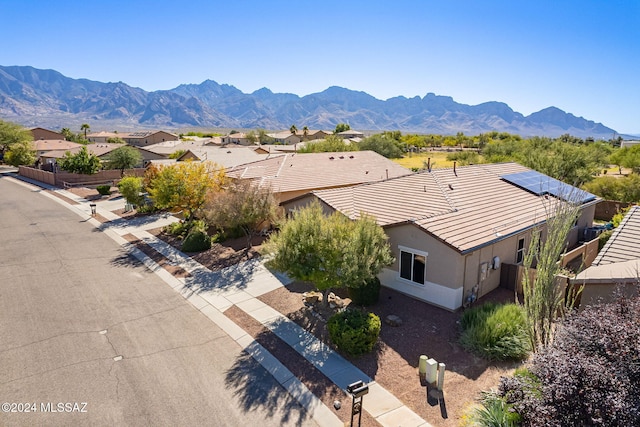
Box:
(0, 65, 616, 138)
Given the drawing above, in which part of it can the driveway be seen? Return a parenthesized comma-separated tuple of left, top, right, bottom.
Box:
(0, 176, 317, 427)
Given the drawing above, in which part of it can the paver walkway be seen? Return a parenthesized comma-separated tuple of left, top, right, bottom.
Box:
(7, 174, 432, 427)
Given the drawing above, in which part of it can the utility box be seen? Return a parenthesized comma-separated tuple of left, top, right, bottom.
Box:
(425, 358, 438, 384)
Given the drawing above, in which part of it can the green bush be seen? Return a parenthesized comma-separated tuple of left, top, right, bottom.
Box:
(327, 309, 381, 357)
(166, 219, 207, 237)
(96, 184, 112, 195)
(348, 277, 381, 306)
(460, 302, 531, 361)
(181, 228, 211, 252)
(446, 151, 480, 165)
(117, 176, 144, 206)
(469, 392, 521, 427)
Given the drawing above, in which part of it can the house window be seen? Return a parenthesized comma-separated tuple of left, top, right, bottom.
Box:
(516, 237, 525, 264)
(399, 246, 427, 285)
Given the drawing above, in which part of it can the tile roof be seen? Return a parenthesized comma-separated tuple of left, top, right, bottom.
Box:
(87, 131, 120, 138)
(593, 205, 640, 265)
(227, 151, 412, 194)
(312, 162, 597, 253)
(32, 139, 83, 151)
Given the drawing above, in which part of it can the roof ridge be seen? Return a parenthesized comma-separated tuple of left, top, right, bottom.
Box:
(274, 153, 290, 178)
(431, 170, 458, 212)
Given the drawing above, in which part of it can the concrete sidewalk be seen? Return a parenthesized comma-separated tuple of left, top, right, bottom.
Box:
(7, 174, 432, 427)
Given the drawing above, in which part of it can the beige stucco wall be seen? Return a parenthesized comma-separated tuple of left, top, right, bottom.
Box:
(380, 224, 464, 310)
(278, 196, 598, 311)
(580, 282, 639, 307)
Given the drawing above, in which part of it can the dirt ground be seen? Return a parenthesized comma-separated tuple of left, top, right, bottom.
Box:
(149, 225, 520, 426)
(251, 282, 519, 427)
(92, 192, 521, 426)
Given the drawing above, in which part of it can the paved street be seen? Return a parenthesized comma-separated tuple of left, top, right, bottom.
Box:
(0, 176, 317, 427)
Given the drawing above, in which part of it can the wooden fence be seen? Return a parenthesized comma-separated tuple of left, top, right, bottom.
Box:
(18, 166, 145, 188)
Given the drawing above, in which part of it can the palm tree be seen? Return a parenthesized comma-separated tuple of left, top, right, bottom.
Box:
(302, 126, 309, 140)
(80, 123, 90, 140)
(289, 124, 297, 135)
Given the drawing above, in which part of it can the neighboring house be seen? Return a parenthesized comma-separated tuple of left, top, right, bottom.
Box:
(87, 131, 178, 146)
(123, 131, 178, 146)
(33, 140, 83, 163)
(226, 150, 412, 203)
(221, 133, 254, 146)
(573, 205, 640, 305)
(86, 131, 120, 143)
(337, 130, 365, 139)
(295, 129, 331, 141)
(31, 127, 64, 141)
(172, 146, 281, 169)
(620, 140, 640, 148)
(37, 143, 165, 168)
(267, 131, 301, 145)
(282, 163, 600, 310)
(255, 144, 302, 154)
(146, 139, 276, 168)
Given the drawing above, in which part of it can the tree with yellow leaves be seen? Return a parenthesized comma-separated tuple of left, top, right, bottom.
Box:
(147, 161, 225, 221)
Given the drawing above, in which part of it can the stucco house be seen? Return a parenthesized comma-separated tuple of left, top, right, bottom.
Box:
(221, 133, 254, 146)
(123, 131, 178, 146)
(572, 205, 640, 305)
(296, 129, 331, 141)
(33, 140, 83, 163)
(337, 130, 365, 140)
(226, 151, 412, 204)
(37, 143, 165, 169)
(282, 162, 600, 310)
(87, 130, 178, 146)
(30, 127, 64, 141)
(267, 131, 301, 145)
(86, 131, 120, 143)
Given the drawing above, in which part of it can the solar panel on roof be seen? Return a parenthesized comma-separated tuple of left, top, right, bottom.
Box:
(501, 171, 596, 204)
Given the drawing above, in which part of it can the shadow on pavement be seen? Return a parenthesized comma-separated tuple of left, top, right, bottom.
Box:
(110, 249, 144, 268)
(182, 258, 262, 293)
(225, 347, 312, 427)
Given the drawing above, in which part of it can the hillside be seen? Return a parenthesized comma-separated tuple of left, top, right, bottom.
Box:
(0, 65, 616, 138)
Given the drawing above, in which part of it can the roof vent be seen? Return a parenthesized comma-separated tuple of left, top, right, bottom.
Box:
(448, 184, 454, 190)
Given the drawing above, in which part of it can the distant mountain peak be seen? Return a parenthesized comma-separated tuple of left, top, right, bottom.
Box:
(0, 65, 616, 138)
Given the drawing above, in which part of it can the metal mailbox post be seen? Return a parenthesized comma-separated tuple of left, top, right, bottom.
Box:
(346, 380, 369, 427)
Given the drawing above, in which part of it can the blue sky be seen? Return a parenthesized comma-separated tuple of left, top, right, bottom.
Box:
(2, 1, 638, 134)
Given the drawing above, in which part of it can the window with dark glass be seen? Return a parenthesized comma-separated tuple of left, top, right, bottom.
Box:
(399, 248, 426, 285)
(516, 237, 525, 264)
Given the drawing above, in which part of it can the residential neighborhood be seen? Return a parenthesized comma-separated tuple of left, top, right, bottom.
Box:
(2, 117, 638, 427)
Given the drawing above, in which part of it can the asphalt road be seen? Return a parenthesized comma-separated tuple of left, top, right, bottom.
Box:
(0, 175, 317, 427)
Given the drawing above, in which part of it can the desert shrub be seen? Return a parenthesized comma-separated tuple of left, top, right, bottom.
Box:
(165, 219, 207, 237)
(446, 150, 480, 165)
(460, 302, 530, 361)
(327, 309, 381, 357)
(348, 277, 381, 306)
(166, 221, 189, 236)
(469, 392, 521, 427)
(499, 292, 640, 426)
(181, 228, 211, 252)
(96, 184, 112, 195)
